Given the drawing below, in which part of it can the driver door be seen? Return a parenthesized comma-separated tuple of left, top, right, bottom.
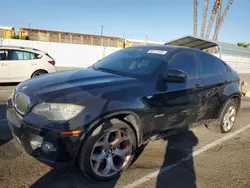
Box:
(0, 49, 9, 82)
(150, 51, 203, 135)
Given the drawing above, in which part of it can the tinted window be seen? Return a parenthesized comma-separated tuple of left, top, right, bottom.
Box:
(196, 53, 223, 77)
(11, 50, 36, 60)
(168, 51, 197, 78)
(0, 50, 8, 60)
(93, 48, 167, 78)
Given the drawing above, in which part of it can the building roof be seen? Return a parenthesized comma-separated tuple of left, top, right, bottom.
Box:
(165, 35, 250, 57)
(19, 28, 121, 40)
(126, 38, 164, 44)
(0, 26, 14, 30)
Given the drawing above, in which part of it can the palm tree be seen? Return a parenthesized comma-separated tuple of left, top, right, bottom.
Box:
(212, 0, 233, 41)
(237, 43, 250, 48)
(205, 0, 221, 39)
(193, 0, 198, 36)
(213, 0, 222, 41)
(200, 0, 209, 38)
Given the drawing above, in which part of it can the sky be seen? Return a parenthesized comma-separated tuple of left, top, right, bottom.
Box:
(1, 0, 250, 44)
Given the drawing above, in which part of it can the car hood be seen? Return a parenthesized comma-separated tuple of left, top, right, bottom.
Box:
(16, 69, 139, 101)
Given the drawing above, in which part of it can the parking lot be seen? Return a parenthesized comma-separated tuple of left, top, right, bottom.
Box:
(1, 85, 250, 188)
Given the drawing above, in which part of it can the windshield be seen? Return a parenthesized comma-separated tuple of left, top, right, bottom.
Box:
(92, 48, 167, 79)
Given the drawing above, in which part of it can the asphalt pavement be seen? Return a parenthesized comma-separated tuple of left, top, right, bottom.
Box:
(1, 87, 250, 188)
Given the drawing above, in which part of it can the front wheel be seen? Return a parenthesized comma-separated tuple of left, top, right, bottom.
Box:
(206, 99, 238, 133)
(78, 119, 137, 181)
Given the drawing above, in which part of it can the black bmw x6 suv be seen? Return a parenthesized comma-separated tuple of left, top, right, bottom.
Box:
(7, 45, 241, 181)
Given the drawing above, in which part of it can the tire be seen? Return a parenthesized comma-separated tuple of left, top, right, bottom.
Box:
(31, 70, 47, 78)
(78, 118, 137, 181)
(206, 99, 238, 133)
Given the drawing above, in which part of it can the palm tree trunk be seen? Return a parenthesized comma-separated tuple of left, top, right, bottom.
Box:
(213, 0, 222, 41)
(193, 0, 198, 36)
(212, 0, 233, 41)
(200, 0, 209, 38)
(205, 0, 220, 39)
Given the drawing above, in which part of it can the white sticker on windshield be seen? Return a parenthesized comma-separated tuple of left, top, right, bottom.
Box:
(147, 50, 168, 55)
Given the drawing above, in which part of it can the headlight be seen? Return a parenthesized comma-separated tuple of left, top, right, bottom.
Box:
(32, 103, 84, 121)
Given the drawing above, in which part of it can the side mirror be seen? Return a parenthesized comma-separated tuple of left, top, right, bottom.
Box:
(164, 69, 187, 83)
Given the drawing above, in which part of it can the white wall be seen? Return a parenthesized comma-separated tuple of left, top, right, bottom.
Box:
(213, 53, 250, 74)
(1, 38, 121, 68)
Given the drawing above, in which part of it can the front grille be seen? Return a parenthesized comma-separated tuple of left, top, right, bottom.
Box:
(14, 93, 30, 115)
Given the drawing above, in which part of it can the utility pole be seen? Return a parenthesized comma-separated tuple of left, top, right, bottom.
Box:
(145, 34, 148, 44)
(101, 25, 104, 36)
(100, 25, 104, 58)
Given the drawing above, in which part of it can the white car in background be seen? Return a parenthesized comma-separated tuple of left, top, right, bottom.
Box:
(0, 46, 56, 83)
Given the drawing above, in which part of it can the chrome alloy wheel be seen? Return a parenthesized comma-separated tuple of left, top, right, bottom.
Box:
(90, 129, 133, 177)
(223, 106, 236, 132)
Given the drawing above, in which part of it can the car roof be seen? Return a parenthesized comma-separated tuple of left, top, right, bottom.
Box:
(0, 45, 47, 54)
(128, 45, 222, 62)
(129, 44, 203, 52)
(129, 44, 209, 56)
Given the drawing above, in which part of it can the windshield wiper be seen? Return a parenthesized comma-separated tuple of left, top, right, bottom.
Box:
(94, 67, 126, 76)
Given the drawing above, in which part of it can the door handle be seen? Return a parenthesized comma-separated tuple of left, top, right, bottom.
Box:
(0, 63, 7, 66)
(194, 84, 203, 89)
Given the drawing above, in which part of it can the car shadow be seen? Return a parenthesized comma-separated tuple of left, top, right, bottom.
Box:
(0, 82, 19, 87)
(0, 103, 13, 146)
(156, 126, 199, 188)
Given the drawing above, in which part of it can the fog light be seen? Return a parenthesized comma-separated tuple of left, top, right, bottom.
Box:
(30, 140, 42, 150)
(41, 142, 56, 154)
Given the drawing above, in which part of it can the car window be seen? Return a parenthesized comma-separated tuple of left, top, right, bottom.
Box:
(0, 50, 8, 61)
(11, 50, 36, 60)
(93, 48, 166, 78)
(196, 53, 223, 77)
(168, 51, 197, 79)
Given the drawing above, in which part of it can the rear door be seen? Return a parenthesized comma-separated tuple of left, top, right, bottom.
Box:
(151, 51, 203, 134)
(8, 50, 38, 82)
(0, 49, 9, 82)
(195, 52, 226, 120)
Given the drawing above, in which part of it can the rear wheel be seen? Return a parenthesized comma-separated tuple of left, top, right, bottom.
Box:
(206, 99, 238, 133)
(78, 119, 137, 181)
(31, 70, 47, 78)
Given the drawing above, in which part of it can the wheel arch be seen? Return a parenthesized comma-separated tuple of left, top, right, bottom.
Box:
(89, 111, 143, 146)
(229, 93, 241, 111)
(31, 69, 48, 77)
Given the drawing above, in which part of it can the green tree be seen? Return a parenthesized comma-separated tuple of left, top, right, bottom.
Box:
(237, 43, 250, 48)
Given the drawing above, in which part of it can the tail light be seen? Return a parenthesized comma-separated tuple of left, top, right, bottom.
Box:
(48, 61, 55, 66)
